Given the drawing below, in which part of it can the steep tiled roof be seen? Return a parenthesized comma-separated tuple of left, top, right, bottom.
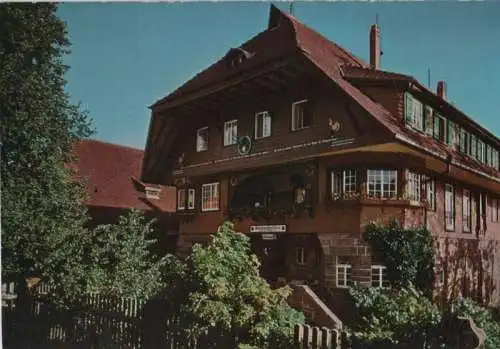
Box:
(71, 139, 176, 212)
(149, 5, 499, 184)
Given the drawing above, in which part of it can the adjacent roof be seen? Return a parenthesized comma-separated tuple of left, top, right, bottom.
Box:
(71, 139, 176, 212)
(149, 5, 499, 183)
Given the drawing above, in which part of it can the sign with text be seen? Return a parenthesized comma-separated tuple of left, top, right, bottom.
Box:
(250, 225, 286, 233)
(261, 233, 277, 240)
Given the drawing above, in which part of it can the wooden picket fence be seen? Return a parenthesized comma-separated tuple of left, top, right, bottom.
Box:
(2, 282, 341, 349)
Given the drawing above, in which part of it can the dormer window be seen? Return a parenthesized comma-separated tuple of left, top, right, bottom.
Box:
(196, 127, 209, 152)
(404, 93, 424, 132)
(145, 186, 161, 200)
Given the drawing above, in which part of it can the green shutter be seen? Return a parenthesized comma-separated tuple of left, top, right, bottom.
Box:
(433, 115, 440, 140)
(405, 93, 413, 124)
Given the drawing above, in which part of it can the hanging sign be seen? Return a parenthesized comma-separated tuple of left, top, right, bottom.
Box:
(250, 225, 286, 233)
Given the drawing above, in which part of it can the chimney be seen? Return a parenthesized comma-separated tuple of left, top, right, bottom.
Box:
(369, 24, 381, 69)
(437, 81, 447, 99)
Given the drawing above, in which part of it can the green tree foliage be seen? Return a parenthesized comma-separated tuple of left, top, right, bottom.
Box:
(347, 285, 444, 349)
(456, 298, 500, 349)
(85, 210, 167, 299)
(161, 221, 304, 349)
(364, 220, 435, 293)
(0, 3, 93, 294)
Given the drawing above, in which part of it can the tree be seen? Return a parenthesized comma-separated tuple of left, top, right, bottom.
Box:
(161, 221, 304, 349)
(0, 3, 93, 299)
(85, 210, 167, 299)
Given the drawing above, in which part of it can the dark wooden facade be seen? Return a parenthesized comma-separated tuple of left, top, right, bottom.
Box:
(142, 5, 500, 310)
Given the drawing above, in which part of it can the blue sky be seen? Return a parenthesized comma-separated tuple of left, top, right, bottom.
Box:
(58, 2, 500, 149)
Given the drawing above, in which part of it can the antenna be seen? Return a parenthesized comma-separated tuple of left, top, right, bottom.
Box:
(427, 68, 431, 88)
(289, 1, 294, 15)
(375, 13, 379, 26)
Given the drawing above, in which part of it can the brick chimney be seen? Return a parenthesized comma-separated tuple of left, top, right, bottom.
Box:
(437, 80, 447, 99)
(369, 24, 381, 69)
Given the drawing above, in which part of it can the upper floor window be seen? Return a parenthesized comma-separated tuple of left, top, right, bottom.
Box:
(463, 189, 471, 233)
(336, 257, 352, 288)
(426, 177, 436, 211)
(371, 265, 389, 288)
(196, 127, 209, 152)
(188, 188, 196, 210)
(331, 169, 357, 195)
(292, 99, 311, 131)
(296, 247, 306, 265)
(405, 93, 424, 131)
(433, 114, 446, 142)
(367, 169, 397, 198)
(470, 134, 477, 158)
(201, 183, 219, 212)
(255, 111, 271, 139)
(459, 128, 469, 153)
(424, 106, 434, 136)
(446, 120, 457, 147)
(492, 198, 499, 223)
(406, 171, 422, 201)
(477, 140, 486, 163)
(445, 184, 455, 231)
(177, 189, 186, 210)
(223, 119, 238, 146)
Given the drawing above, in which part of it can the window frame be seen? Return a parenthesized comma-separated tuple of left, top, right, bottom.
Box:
(426, 177, 436, 211)
(406, 171, 422, 201)
(405, 93, 424, 132)
(196, 126, 209, 152)
(371, 265, 388, 288)
(254, 111, 271, 139)
(177, 188, 186, 211)
(444, 184, 455, 231)
(223, 119, 238, 146)
(188, 188, 196, 210)
(367, 169, 398, 199)
(331, 169, 357, 196)
(336, 259, 352, 288)
(291, 99, 310, 131)
(201, 182, 220, 212)
(296, 247, 306, 265)
(463, 189, 471, 233)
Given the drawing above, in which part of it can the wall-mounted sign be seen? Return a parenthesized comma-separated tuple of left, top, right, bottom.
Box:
(261, 233, 277, 240)
(250, 225, 286, 233)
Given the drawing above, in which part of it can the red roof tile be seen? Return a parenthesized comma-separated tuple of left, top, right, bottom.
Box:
(148, 5, 499, 184)
(72, 139, 176, 212)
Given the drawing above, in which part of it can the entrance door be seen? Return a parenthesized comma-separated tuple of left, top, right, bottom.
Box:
(251, 236, 286, 284)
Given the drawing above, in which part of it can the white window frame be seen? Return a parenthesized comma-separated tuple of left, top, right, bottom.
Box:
(445, 184, 455, 231)
(145, 187, 161, 200)
(254, 111, 271, 139)
(291, 99, 310, 131)
(223, 119, 238, 146)
(426, 178, 436, 211)
(406, 171, 421, 201)
(201, 182, 219, 212)
(367, 169, 398, 199)
(177, 188, 186, 211)
(188, 188, 196, 210)
(371, 265, 388, 288)
(343, 169, 357, 194)
(196, 127, 209, 152)
(405, 93, 423, 132)
(296, 247, 306, 265)
(463, 189, 471, 233)
(336, 261, 352, 288)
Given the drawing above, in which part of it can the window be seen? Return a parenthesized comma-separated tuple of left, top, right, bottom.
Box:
(492, 149, 499, 170)
(188, 189, 196, 210)
(336, 257, 352, 288)
(445, 184, 455, 231)
(223, 119, 238, 146)
(255, 111, 271, 139)
(201, 183, 219, 212)
(406, 171, 422, 201)
(371, 265, 389, 288)
(292, 99, 311, 131)
(405, 93, 424, 131)
(459, 128, 469, 154)
(196, 127, 209, 152)
(477, 140, 485, 163)
(424, 106, 434, 135)
(296, 247, 306, 265)
(367, 169, 397, 198)
(463, 189, 471, 233)
(492, 198, 499, 223)
(331, 169, 357, 195)
(177, 189, 186, 210)
(446, 120, 457, 147)
(433, 114, 446, 142)
(470, 134, 477, 158)
(426, 177, 436, 211)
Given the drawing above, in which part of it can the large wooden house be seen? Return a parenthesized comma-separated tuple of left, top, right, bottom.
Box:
(141, 6, 500, 306)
